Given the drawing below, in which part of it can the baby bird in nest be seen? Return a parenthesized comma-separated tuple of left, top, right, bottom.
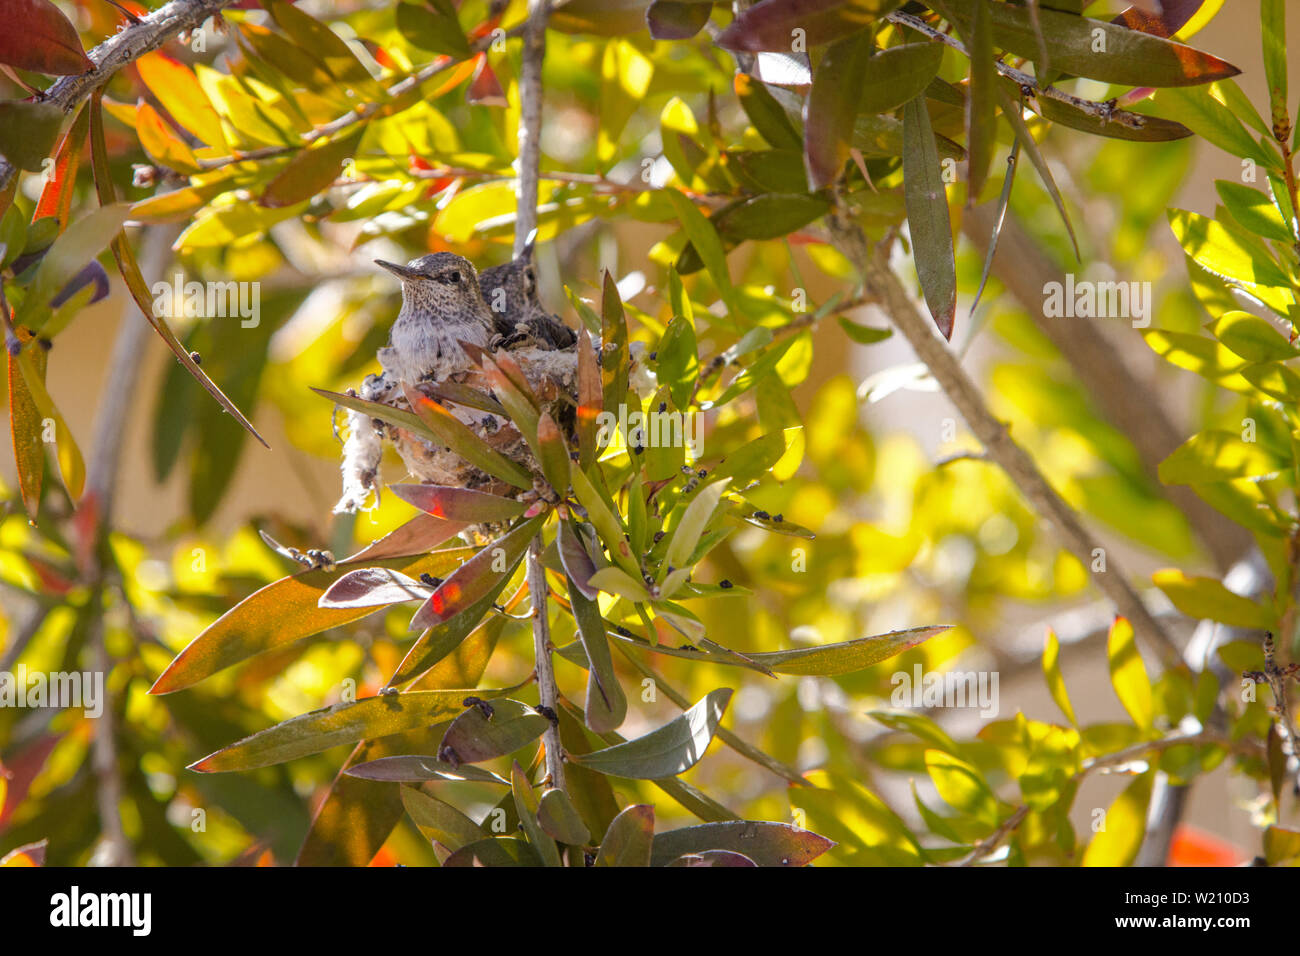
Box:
(334, 250, 581, 516)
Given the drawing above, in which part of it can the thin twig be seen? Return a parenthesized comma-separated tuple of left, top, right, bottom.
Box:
(887, 10, 1146, 130)
(0, 0, 242, 193)
(515, 0, 565, 793)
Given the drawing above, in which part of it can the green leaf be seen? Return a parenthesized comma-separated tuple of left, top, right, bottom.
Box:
(1215, 182, 1293, 242)
(925, 749, 1001, 826)
(1261, 0, 1289, 136)
(400, 786, 484, 851)
(266, 0, 385, 97)
(1158, 429, 1286, 484)
(664, 480, 727, 572)
(804, 32, 873, 190)
(598, 271, 630, 412)
(1033, 95, 1191, 142)
(1206, 310, 1297, 363)
(997, 84, 1079, 260)
(1107, 617, 1153, 733)
(26, 203, 131, 322)
(345, 756, 509, 786)
(570, 581, 628, 733)
(442, 837, 540, 866)
(945, 0, 1240, 87)
(571, 689, 732, 778)
(666, 190, 738, 315)
(859, 43, 944, 116)
(189, 690, 480, 771)
(902, 95, 956, 338)
(400, 384, 534, 489)
(648, 820, 834, 867)
(1081, 771, 1153, 866)
(536, 411, 571, 493)
(837, 316, 892, 344)
(1152, 569, 1274, 629)
(646, 0, 712, 40)
(0, 100, 64, 171)
(657, 315, 698, 410)
(1169, 208, 1290, 288)
(734, 73, 800, 149)
(570, 466, 639, 575)
(512, 761, 562, 866)
(395, 0, 471, 58)
(713, 194, 830, 242)
(1146, 85, 1278, 166)
(150, 549, 467, 694)
(594, 804, 655, 866)
(537, 788, 591, 845)
(439, 699, 551, 765)
(586, 566, 651, 603)
(1043, 629, 1077, 726)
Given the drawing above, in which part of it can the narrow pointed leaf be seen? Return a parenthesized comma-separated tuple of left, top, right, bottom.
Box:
(512, 762, 562, 866)
(390, 483, 527, 523)
(996, 86, 1079, 260)
(401, 384, 534, 489)
(401, 786, 485, 851)
(318, 568, 431, 609)
(902, 95, 956, 339)
(571, 688, 731, 779)
(571, 580, 627, 733)
(410, 516, 541, 629)
(804, 32, 872, 190)
(716, 0, 901, 53)
(345, 756, 508, 785)
(649, 821, 834, 866)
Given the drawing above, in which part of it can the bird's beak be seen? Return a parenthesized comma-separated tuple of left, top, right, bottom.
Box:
(375, 259, 420, 280)
(520, 231, 537, 261)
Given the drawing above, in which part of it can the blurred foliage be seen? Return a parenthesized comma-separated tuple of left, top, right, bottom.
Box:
(0, 0, 1296, 868)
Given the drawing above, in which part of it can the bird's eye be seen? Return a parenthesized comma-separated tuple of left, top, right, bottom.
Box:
(436, 270, 462, 285)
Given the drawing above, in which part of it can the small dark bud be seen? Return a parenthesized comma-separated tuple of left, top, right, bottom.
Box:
(653, 531, 665, 543)
(719, 579, 733, 589)
(772, 513, 783, 522)
(614, 625, 633, 637)
(420, 573, 443, 587)
(754, 510, 770, 520)
(535, 704, 559, 727)
(189, 351, 201, 365)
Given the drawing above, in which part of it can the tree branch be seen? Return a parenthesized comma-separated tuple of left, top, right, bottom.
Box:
(515, 0, 564, 793)
(850, 236, 1182, 667)
(0, 0, 241, 194)
(962, 204, 1253, 572)
(887, 10, 1148, 130)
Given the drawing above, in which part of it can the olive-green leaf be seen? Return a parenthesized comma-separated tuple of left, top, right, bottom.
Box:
(571, 688, 732, 778)
(594, 804, 655, 866)
(439, 698, 551, 766)
(400, 786, 485, 851)
(537, 788, 591, 845)
(859, 43, 943, 116)
(902, 95, 956, 339)
(648, 820, 834, 867)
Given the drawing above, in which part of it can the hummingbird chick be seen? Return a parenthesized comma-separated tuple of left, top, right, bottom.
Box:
(479, 240, 578, 351)
(374, 253, 497, 384)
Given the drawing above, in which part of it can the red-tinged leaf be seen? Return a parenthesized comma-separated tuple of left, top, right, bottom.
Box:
(7, 327, 45, 520)
(0, 839, 47, 867)
(318, 567, 432, 609)
(466, 55, 507, 106)
(439, 698, 551, 765)
(535, 411, 571, 492)
(594, 804, 655, 866)
(944, 0, 1238, 88)
(476, 351, 540, 439)
(89, 94, 268, 450)
(346, 755, 508, 785)
(344, 512, 469, 562)
(400, 384, 534, 489)
(647, 0, 712, 40)
(902, 95, 956, 339)
(804, 32, 872, 190)
(261, 128, 364, 208)
(0, 0, 92, 75)
(135, 51, 226, 149)
(667, 849, 758, 866)
(600, 271, 629, 412)
(1113, 0, 1210, 39)
(391, 579, 516, 686)
(576, 327, 601, 469)
(295, 735, 411, 866)
(34, 104, 88, 229)
(189, 690, 482, 772)
(150, 550, 472, 695)
(389, 483, 527, 523)
(410, 516, 542, 629)
(570, 688, 731, 779)
(715, 0, 900, 54)
(13, 346, 82, 503)
(649, 821, 834, 866)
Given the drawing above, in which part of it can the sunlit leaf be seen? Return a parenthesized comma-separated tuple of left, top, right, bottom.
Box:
(572, 688, 732, 779)
(902, 95, 956, 339)
(1106, 617, 1153, 733)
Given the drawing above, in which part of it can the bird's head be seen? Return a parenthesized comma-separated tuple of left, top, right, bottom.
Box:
(479, 242, 541, 317)
(375, 253, 484, 319)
